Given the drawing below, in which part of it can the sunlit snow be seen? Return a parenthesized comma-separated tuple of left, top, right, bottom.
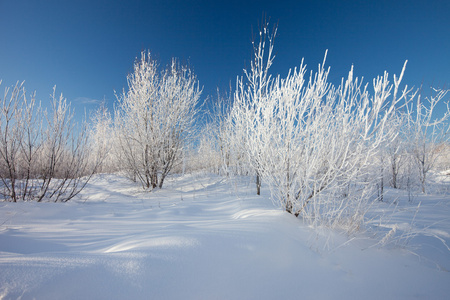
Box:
(1, 173, 449, 299)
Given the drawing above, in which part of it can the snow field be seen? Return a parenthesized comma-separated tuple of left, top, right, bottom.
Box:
(0, 173, 449, 299)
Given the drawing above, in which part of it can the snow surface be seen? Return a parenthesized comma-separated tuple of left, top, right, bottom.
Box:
(1, 173, 449, 299)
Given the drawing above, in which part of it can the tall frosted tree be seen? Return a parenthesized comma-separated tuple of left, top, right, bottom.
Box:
(231, 22, 413, 231)
(115, 51, 201, 189)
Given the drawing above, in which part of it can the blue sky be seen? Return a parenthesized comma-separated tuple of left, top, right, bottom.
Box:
(1, 0, 449, 119)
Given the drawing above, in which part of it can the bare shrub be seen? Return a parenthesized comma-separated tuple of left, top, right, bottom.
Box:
(0, 82, 97, 202)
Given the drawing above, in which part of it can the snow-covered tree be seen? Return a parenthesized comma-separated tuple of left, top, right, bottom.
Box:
(0, 81, 37, 201)
(384, 113, 409, 189)
(375, 112, 410, 201)
(89, 101, 114, 173)
(406, 88, 449, 193)
(230, 23, 277, 195)
(196, 91, 250, 176)
(0, 81, 95, 202)
(114, 51, 202, 189)
(231, 22, 413, 231)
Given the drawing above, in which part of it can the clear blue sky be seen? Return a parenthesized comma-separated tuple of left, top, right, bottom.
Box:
(1, 0, 449, 119)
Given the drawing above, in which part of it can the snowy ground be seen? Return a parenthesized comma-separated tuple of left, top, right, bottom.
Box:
(0, 173, 449, 299)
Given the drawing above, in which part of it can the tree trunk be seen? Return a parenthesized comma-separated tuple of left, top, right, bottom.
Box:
(256, 172, 261, 195)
